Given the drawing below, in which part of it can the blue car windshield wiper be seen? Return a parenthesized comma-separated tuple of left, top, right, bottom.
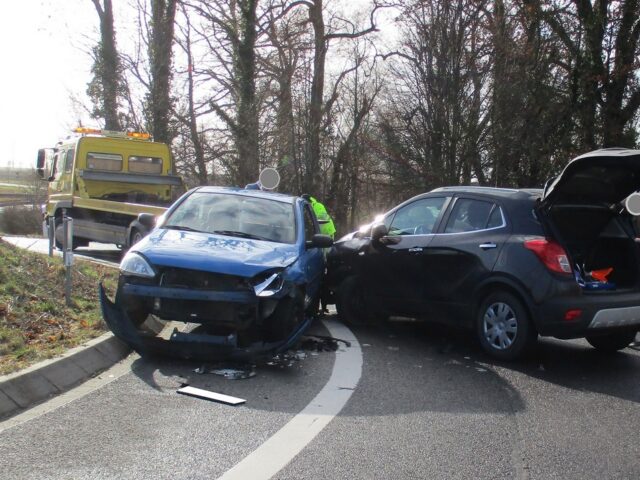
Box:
(212, 230, 271, 241)
(163, 224, 205, 233)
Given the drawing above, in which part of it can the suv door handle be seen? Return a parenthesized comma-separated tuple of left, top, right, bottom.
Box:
(479, 242, 497, 250)
(408, 247, 423, 252)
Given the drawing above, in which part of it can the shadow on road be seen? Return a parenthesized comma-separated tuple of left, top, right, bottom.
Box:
(374, 319, 640, 406)
(500, 336, 640, 404)
(123, 316, 528, 417)
(127, 319, 339, 416)
(122, 314, 639, 419)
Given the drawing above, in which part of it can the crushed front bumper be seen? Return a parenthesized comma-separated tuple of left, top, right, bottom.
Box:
(99, 284, 312, 362)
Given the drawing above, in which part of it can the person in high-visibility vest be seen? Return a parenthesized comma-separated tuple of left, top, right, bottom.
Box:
(302, 194, 335, 315)
(302, 194, 336, 239)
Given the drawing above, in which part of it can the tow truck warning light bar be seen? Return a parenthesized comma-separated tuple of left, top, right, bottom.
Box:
(73, 127, 151, 140)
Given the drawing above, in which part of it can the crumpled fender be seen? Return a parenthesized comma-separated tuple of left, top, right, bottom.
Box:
(99, 284, 311, 362)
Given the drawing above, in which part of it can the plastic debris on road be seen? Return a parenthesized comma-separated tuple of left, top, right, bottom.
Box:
(211, 367, 256, 380)
(177, 385, 246, 405)
(193, 363, 256, 380)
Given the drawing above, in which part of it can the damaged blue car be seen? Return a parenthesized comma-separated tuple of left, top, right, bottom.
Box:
(100, 187, 333, 361)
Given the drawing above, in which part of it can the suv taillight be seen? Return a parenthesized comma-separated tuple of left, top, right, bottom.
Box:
(523, 238, 572, 275)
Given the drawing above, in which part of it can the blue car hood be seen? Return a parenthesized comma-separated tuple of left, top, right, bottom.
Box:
(134, 228, 299, 278)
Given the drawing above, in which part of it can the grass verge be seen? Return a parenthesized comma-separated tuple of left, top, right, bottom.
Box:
(0, 239, 118, 374)
(0, 205, 42, 235)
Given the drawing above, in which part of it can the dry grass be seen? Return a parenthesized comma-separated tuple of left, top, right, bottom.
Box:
(0, 206, 42, 235)
(0, 239, 118, 374)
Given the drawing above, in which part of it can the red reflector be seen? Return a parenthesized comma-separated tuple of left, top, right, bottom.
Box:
(564, 309, 582, 321)
(523, 238, 572, 274)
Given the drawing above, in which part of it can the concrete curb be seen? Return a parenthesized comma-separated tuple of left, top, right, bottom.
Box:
(0, 317, 164, 419)
(0, 333, 130, 419)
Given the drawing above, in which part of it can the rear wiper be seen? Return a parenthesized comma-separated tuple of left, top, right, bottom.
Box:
(213, 230, 271, 241)
(163, 224, 205, 233)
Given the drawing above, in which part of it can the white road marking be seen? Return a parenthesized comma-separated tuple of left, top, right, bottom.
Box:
(0, 316, 363, 480)
(0, 355, 137, 434)
(218, 319, 363, 480)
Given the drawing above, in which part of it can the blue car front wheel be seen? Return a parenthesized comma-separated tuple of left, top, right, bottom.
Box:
(265, 289, 305, 342)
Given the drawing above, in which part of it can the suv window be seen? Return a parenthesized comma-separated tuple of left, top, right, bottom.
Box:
(487, 205, 504, 229)
(388, 197, 446, 235)
(444, 198, 500, 233)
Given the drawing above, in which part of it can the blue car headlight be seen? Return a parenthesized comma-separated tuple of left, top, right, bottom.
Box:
(120, 252, 156, 278)
(252, 270, 285, 297)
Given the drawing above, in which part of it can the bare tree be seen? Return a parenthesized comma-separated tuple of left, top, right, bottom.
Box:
(88, 0, 123, 130)
(148, 0, 178, 143)
(534, 0, 640, 148)
(279, 0, 384, 193)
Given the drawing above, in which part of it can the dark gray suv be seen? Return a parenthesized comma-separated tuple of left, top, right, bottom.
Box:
(328, 148, 640, 360)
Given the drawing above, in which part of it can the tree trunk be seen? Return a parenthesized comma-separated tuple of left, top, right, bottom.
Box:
(235, 0, 260, 186)
(90, 0, 121, 131)
(306, 0, 327, 194)
(149, 0, 177, 143)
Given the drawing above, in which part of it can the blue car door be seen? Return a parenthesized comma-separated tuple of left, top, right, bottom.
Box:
(298, 202, 325, 302)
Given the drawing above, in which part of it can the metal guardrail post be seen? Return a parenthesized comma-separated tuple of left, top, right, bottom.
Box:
(63, 216, 74, 307)
(48, 216, 55, 257)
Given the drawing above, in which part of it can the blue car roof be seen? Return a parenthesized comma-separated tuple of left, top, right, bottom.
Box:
(193, 186, 297, 204)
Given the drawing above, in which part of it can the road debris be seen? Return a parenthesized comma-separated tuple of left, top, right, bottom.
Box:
(193, 363, 257, 380)
(177, 385, 245, 405)
(302, 334, 350, 348)
(265, 350, 307, 368)
(211, 367, 256, 380)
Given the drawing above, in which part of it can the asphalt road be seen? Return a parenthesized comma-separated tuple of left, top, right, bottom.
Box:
(1, 318, 639, 479)
(1, 239, 639, 479)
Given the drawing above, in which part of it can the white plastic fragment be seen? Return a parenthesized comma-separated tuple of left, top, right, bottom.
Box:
(177, 386, 246, 405)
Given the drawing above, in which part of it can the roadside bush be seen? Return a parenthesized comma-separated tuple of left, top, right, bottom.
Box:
(0, 206, 42, 235)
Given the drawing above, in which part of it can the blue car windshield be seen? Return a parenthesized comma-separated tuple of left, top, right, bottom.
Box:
(163, 192, 297, 244)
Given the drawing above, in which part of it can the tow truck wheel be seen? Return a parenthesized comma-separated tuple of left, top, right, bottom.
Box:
(130, 228, 144, 247)
(53, 217, 87, 250)
(586, 330, 636, 352)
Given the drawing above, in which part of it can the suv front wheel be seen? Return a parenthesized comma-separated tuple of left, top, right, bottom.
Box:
(476, 291, 537, 360)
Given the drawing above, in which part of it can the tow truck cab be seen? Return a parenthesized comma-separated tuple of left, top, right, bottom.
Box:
(36, 128, 183, 249)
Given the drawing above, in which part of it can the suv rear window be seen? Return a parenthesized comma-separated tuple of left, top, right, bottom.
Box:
(445, 199, 501, 233)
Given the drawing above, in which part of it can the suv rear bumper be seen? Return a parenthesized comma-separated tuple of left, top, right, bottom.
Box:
(534, 290, 640, 338)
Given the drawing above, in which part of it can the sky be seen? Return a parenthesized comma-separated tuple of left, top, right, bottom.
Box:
(0, 1, 96, 168)
(0, 0, 398, 170)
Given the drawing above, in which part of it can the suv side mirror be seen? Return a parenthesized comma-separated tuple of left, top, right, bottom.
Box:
(137, 213, 156, 230)
(371, 223, 388, 242)
(306, 234, 334, 249)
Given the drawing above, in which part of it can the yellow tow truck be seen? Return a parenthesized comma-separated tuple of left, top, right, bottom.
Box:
(36, 127, 183, 249)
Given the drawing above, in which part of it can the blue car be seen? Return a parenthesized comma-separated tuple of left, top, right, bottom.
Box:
(100, 187, 333, 361)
